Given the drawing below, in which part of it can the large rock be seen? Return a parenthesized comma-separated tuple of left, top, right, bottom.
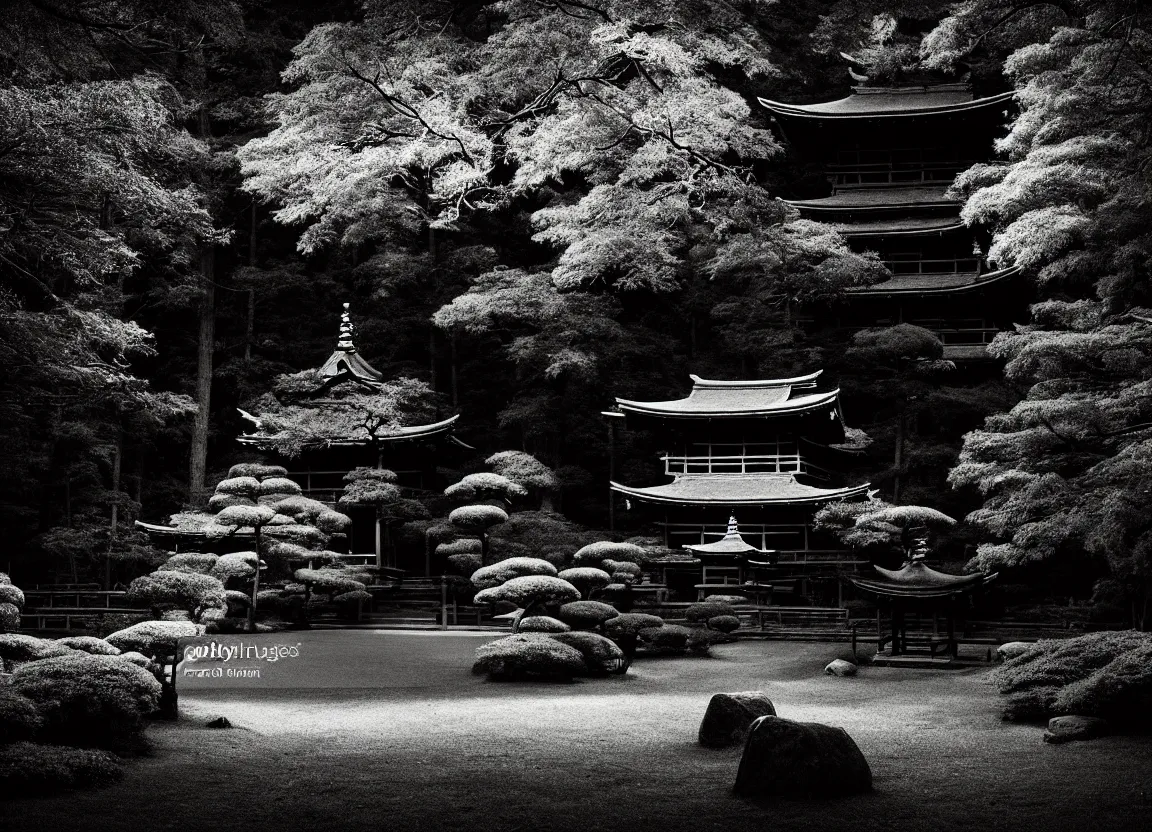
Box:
(997, 641, 1034, 661)
(824, 659, 857, 677)
(734, 716, 872, 798)
(1043, 715, 1109, 744)
(698, 692, 777, 748)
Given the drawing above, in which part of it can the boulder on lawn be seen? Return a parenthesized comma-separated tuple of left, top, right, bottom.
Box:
(997, 641, 1033, 661)
(734, 715, 872, 798)
(1043, 715, 1109, 744)
(698, 692, 777, 749)
(824, 659, 857, 677)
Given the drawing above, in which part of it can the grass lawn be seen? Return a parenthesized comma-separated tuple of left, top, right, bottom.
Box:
(4, 632, 1151, 832)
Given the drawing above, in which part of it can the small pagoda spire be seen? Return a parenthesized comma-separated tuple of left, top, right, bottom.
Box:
(726, 515, 740, 536)
(336, 302, 357, 353)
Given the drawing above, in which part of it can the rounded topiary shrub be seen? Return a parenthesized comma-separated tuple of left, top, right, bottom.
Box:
(685, 601, 736, 623)
(447, 553, 482, 577)
(212, 552, 259, 582)
(0, 690, 43, 744)
(207, 493, 256, 512)
(471, 557, 558, 590)
(708, 614, 741, 634)
(54, 637, 120, 656)
(11, 654, 162, 750)
(157, 552, 219, 575)
(228, 463, 287, 479)
(104, 620, 205, 658)
(449, 505, 508, 532)
(293, 568, 367, 596)
(0, 584, 25, 609)
(214, 476, 261, 497)
(638, 624, 692, 655)
(557, 601, 620, 630)
(571, 541, 646, 567)
(557, 568, 612, 598)
(0, 742, 123, 798)
(0, 634, 75, 668)
(438, 539, 484, 556)
(127, 571, 227, 618)
(0, 604, 19, 633)
(472, 634, 586, 680)
(474, 576, 580, 608)
(703, 594, 748, 605)
(605, 613, 665, 638)
(517, 616, 571, 633)
(257, 477, 302, 496)
(549, 631, 627, 674)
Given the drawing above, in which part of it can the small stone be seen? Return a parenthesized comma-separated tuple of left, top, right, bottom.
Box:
(997, 641, 1033, 661)
(825, 659, 857, 677)
(205, 716, 232, 729)
(1043, 715, 1108, 744)
(698, 692, 777, 748)
(734, 715, 872, 797)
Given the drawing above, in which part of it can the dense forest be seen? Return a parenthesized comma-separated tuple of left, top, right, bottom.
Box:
(1, 1, 1149, 626)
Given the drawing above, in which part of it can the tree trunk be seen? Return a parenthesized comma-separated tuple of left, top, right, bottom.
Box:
(375, 510, 383, 570)
(429, 328, 438, 392)
(480, 532, 489, 567)
(106, 428, 122, 590)
(189, 246, 215, 506)
(246, 201, 256, 363)
(248, 526, 261, 633)
(450, 332, 458, 408)
(892, 410, 905, 503)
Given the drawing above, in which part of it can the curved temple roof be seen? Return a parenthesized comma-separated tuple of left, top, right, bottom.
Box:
(785, 186, 959, 213)
(759, 87, 1014, 119)
(849, 560, 997, 599)
(849, 264, 1022, 297)
(611, 475, 871, 507)
(615, 372, 842, 418)
(236, 414, 462, 448)
(683, 516, 770, 555)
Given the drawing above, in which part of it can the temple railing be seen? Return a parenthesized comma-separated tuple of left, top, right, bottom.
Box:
(661, 454, 832, 480)
(827, 162, 966, 188)
(882, 257, 981, 275)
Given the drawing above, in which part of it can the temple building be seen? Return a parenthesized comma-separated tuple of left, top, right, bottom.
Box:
(141, 305, 463, 571)
(606, 372, 870, 570)
(759, 83, 1028, 360)
(849, 530, 998, 663)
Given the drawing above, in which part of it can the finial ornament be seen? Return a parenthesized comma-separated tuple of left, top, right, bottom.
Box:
(336, 302, 357, 353)
(907, 526, 931, 563)
(727, 515, 739, 535)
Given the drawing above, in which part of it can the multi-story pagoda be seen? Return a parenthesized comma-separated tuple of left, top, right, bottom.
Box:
(236, 304, 463, 500)
(759, 83, 1028, 360)
(606, 372, 870, 565)
(139, 305, 463, 570)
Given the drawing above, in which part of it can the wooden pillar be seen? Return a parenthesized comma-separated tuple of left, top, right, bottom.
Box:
(607, 415, 618, 531)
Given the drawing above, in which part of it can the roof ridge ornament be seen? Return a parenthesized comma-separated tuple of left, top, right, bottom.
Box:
(337, 302, 356, 353)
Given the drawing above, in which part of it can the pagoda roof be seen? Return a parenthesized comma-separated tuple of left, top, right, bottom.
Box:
(759, 86, 1014, 119)
(683, 516, 770, 556)
(236, 414, 461, 448)
(834, 217, 966, 237)
(611, 475, 870, 507)
(849, 264, 1022, 297)
(849, 560, 997, 599)
(615, 372, 839, 418)
(317, 303, 384, 386)
(786, 186, 958, 213)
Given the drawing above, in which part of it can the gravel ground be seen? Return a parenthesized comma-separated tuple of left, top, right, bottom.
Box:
(4, 631, 1151, 832)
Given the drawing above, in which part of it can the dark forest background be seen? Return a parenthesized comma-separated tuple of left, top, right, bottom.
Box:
(2, 1, 1149, 625)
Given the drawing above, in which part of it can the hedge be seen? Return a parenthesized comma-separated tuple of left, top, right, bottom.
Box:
(471, 557, 558, 590)
(472, 634, 586, 679)
(0, 742, 123, 798)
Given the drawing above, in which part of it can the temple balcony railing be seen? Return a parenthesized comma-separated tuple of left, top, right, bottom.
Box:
(661, 454, 833, 480)
(826, 162, 967, 188)
(882, 257, 982, 275)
